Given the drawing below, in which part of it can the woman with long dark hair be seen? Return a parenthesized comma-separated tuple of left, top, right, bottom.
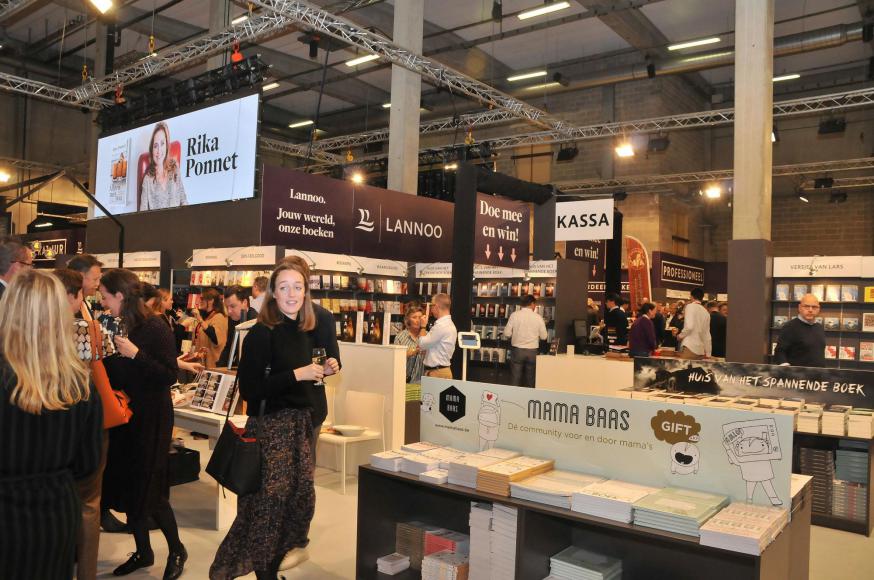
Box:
(210, 256, 338, 580)
(139, 122, 187, 211)
(99, 269, 186, 579)
(191, 287, 228, 369)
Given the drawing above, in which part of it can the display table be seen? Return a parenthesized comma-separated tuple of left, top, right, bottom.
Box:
(173, 407, 246, 530)
(535, 354, 634, 396)
(356, 466, 812, 580)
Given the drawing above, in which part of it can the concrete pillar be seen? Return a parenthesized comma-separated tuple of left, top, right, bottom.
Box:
(726, 0, 774, 363)
(386, 0, 423, 195)
(207, 0, 229, 71)
(87, 22, 109, 219)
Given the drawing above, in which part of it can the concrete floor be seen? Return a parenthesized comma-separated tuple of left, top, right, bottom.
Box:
(95, 436, 874, 580)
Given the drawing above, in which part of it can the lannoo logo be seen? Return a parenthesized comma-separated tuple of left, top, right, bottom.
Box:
(356, 208, 375, 232)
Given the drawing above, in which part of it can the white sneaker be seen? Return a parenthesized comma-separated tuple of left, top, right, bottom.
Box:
(278, 547, 309, 571)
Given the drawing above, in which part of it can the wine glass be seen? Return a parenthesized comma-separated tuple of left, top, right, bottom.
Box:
(115, 319, 127, 340)
(312, 348, 327, 386)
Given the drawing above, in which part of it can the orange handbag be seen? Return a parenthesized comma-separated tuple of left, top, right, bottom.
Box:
(87, 321, 133, 429)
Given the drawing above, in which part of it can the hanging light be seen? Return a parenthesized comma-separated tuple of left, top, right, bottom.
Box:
(345, 54, 379, 67)
(614, 142, 634, 158)
(0, 170, 10, 183)
(350, 171, 365, 184)
(704, 184, 722, 199)
(88, 0, 113, 14)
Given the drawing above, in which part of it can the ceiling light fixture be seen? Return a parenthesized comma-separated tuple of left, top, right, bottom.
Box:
(262, 82, 280, 91)
(667, 37, 721, 51)
(444, 163, 459, 170)
(289, 120, 314, 128)
(345, 53, 379, 67)
(704, 184, 722, 199)
(231, 14, 249, 25)
(518, 1, 571, 20)
(797, 189, 809, 203)
(772, 73, 800, 82)
(350, 171, 365, 184)
(615, 142, 634, 158)
(88, 0, 113, 14)
(523, 81, 562, 91)
(0, 170, 10, 183)
(382, 102, 391, 109)
(507, 70, 548, 82)
(829, 191, 848, 204)
(34, 221, 53, 228)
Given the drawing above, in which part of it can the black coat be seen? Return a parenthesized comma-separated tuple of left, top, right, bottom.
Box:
(604, 307, 629, 345)
(709, 311, 727, 357)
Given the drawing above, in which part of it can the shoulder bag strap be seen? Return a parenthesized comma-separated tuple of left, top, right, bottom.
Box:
(88, 321, 103, 361)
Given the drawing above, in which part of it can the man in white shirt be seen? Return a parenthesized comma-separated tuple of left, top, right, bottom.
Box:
(0, 236, 32, 300)
(250, 275, 268, 312)
(419, 293, 458, 379)
(676, 287, 711, 359)
(503, 295, 547, 388)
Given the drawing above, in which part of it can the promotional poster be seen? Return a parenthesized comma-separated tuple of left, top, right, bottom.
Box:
(625, 235, 652, 308)
(93, 94, 259, 216)
(474, 192, 530, 269)
(633, 357, 873, 407)
(420, 378, 793, 506)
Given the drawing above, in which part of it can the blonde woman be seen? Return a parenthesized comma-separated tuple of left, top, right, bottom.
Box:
(394, 305, 426, 384)
(0, 270, 103, 579)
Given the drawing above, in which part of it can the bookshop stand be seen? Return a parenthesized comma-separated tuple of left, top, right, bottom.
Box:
(356, 466, 812, 580)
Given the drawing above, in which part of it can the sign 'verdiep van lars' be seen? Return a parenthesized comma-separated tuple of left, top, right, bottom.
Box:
(555, 198, 614, 241)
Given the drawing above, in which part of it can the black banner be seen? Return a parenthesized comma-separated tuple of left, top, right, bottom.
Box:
(633, 357, 874, 407)
(474, 192, 530, 269)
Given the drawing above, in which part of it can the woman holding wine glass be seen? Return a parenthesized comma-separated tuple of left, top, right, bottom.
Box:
(210, 256, 338, 580)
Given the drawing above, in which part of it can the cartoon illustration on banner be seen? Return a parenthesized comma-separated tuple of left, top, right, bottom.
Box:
(651, 409, 701, 476)
(723, 418, 783, 506)
(478, 390, 501, 451)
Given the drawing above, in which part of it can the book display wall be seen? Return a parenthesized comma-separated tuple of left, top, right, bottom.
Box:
(771, 256, 874, 368)
(93, 251, 165, 286)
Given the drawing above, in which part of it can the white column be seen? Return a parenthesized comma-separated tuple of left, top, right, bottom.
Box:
(732, 0, 774, 239)
(386, 0, 424, 195)
(207, 0, 230, 71)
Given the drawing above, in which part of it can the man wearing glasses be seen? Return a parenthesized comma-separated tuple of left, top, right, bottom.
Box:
(0, 236, 32, 299)
(419, 293, 458, 379)
(774, 293, 826, 367)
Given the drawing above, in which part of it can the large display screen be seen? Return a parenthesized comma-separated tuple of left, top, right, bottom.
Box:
(93, 94, 259, 216)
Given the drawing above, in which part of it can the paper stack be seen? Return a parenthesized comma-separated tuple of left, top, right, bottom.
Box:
(832, 480, 867, 522)
(510, 470, 605, 509)
(772, 405, 799, 429)
(377, 553, 410, 575)
(424, 529, 470, 556)
(402, 441, 442, 453)
(704, 396, 737, 408)
(799, 448, 835, 515)
(490, 504, 518, 580)
(402, 454, 441, 476)
(797, 405, 824, 434)
(699, 503, 789, 555)
(836, 442, 868, 484)
(547, 546, 622, 580)
(781, 397, 805, 410)
(396, 521, 442, 571)
(848, 409, 874, 438)
(448, 454, 507, 488)
(477, 456, 555, 496)
(424, 447, 470, 469)
(371, 450, 412, 472)
(685, 394, 716, 406)
(632, 487, 729, 537)
(468, 503, 492, 580)
(422, 550, 470, 580)
(478, 447, 522, 461)
(629, 387, 664, 400)
(570, 479, 659, 523)
(420, 468, 449, 484)
(822, 405, 852, 436)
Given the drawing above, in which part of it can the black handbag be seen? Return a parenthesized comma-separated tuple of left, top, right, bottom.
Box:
(168, 447, 201, 487)
(205, 374, 267, 496)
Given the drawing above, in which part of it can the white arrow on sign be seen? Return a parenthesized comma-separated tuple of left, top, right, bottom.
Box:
(510, 248, 517, 262)
(485, 244, 491, 259)
(498, 246, 505, 261)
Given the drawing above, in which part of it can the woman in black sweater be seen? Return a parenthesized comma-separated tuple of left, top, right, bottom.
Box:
(211, 256, 339, 580)
(0, 270, 103, 579)
(99, 269, 186, 579)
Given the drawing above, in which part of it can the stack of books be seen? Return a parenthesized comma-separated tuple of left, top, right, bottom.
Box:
(797, 405, 824, 434)
(401, 454, 441, 476)
(478, 447, 522, 461)
(799, 448, 835, 515)
(836, 442, 869, 484)
(448, 454, 508, 488)
(704, 396, 737, 408)
(848, 409, 874, 438)
(822, 405, 852, 436)
(402, 441, 442, 453)
(571, 479, 660, 523)
(421, 551, 470, 580)
(377, 553, 410, 576)
(424, 529, 470, 556)
(632, 487, 729, 537)
(371, 450, 411, 472)
(396, 521, 442, 571)
(420, 469, 449, 484)
(468, 503, 492, 580)
(832, 480, 868, 522)
(422, 447, 470, 469)
(476, 456, 555, 496)
(699, 503, 789, 555)
(546, 546, 622, 580)
(509, 470, 604, 509)
(772, 405, 799, 429)
(490, 504, 518, 579)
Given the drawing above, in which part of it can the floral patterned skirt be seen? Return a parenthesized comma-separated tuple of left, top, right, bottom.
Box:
(209, 407, 315, 579)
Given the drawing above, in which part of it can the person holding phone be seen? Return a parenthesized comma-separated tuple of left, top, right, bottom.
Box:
(210, 256, 338, 580)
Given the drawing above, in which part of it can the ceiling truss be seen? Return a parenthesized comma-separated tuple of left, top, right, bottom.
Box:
(0, 0, 38, 23)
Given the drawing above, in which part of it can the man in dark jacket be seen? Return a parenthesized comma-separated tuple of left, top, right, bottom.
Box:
(601, 293, 629, 346)
(774, 293, 826, 367)
(653, 302, 667, 346)
(218, 285, 260, 367)
(707, 301, 727, 358)
(0, 236, 31, 299)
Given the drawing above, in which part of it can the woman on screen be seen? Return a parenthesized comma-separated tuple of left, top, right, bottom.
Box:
(140, 122, 188, 211)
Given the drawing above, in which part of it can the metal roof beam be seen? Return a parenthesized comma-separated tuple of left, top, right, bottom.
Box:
(0, 0, 45, 25)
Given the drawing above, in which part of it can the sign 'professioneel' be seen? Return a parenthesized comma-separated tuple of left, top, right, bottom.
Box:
(474, 193, 530, 269)
(420, 377, 792, 506)
(554, 199, 614, 241)
(93, 94, 258, 216)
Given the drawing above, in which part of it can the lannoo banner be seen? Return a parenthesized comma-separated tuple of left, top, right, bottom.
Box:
(420, 377, 792, 506)
(555, 198, 613, 241)
(93, 94, 258, 216)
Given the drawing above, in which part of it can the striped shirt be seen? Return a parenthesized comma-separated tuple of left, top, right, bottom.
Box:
(395, 329, 426, 383)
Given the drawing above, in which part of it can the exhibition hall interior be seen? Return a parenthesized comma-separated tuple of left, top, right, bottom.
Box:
(2, 0, 874, 578)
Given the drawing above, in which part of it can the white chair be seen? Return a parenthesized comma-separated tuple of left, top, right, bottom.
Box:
(318, 390, 385, 494)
